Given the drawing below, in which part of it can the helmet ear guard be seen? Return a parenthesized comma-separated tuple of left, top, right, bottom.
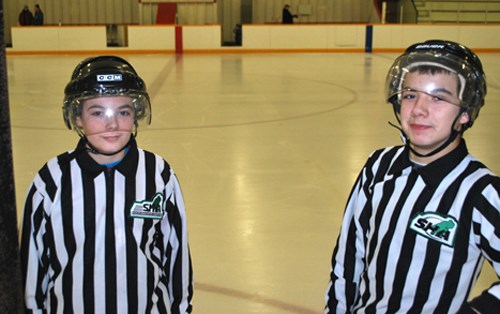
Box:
(387, 94, 400, 115)
(62, 98, 81, 131)
(62, 56, 152, 135)
(385, 40, 487, 131)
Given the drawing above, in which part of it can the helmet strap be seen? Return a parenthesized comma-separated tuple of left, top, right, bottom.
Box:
(408, 129, 460, 158)
(389, 108, 465, 159)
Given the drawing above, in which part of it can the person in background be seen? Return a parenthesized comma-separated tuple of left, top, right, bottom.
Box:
(233, 23, 242, 46)
(282, 4, 298, 24)
(20, 56, 194, 313)
(324, 40, 499, 313)
(33, 4, 44, 26)
(18, 5, 33, 26)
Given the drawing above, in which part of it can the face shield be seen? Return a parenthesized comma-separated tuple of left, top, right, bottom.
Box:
(397, 62, 464, 113)
(66, 93, 151, 138)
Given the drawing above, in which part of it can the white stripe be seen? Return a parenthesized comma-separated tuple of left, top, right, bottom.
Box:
(114, 172, 128, 314)
(93, 173, 107, 314)
(71, 160, 85, 313)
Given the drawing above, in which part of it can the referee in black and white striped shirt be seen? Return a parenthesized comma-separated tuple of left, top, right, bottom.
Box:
(324, 40, 499, 313)
(20, 56, 193, 313)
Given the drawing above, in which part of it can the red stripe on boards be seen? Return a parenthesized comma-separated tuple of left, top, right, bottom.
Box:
(175, 26, 183, 54)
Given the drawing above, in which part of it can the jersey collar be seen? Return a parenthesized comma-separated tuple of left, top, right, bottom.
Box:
(74, 137, 139, 178)
(389, 139, 469, 188)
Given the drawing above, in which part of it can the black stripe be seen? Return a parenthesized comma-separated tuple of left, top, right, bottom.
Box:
(20, 186, 37, 283)
(344, 219, 359, 308)
(39, 163, 57, 202)
(60, 161, 76, 312)
(167, 196, 185, 312)
(144, 151, 157, 313)
(82, 170, 96, 314)
(125, 169, 138, 314)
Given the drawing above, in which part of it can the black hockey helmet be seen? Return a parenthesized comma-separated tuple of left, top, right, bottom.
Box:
(386, 39, 486, 130)
(63, 56, 152, 136)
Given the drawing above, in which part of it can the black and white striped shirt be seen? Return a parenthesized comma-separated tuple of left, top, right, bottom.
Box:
(20, 138, 193, 314)
(325, 140, 500, 313)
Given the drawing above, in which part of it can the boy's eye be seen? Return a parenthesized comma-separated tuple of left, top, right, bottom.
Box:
(431, 94, 457, 104)
(401, 92, 416, 100)
(90, 110, 104, 117)
(400, 90, 458, 106)
(119, 110, 133, 117)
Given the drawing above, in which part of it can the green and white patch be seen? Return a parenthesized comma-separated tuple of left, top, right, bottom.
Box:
(409, 212, 458, 247)
(130, 193, 165, 219)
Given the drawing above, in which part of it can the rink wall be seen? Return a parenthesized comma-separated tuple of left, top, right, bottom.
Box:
(7, 23, 500, 55)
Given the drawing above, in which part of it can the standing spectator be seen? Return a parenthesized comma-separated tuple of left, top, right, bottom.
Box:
(18, 5, 33, 26)
(33, 4, 44, 26)
(282, 4, 298, 24)
(233, 23, 242, 46)
(20, 56, 194, 313)
(324, 40, 499, 313)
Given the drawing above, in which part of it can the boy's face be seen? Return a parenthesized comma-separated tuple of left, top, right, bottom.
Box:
(399, 70, 469, 158)
(76, 96, 135, 160)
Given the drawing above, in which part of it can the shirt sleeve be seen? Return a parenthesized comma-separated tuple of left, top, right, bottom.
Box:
(324, 166, 370, 313)
(163, 170, 194, 314)
(20, 181, 50, 313)
(468, 177, 500, 314)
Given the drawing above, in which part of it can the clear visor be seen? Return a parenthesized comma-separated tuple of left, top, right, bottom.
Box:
(67, 94, 151, 137)
(398, 88, 461, 107)
(386, 53, 476, 111)
(396, 69, 463, 109)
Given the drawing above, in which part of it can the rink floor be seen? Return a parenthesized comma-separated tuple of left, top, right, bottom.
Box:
(8, 52, 500, 313)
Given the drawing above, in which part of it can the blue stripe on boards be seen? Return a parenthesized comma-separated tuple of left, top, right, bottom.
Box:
(365, 25, 373, 53)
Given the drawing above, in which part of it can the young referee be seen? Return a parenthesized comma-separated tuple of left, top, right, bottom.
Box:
(20, 56, 193, 313)
(324, 40, 499, 313)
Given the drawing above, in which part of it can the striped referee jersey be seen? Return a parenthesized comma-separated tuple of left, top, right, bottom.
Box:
(20, 138, 193, 314)
(324, 140, 500, 313)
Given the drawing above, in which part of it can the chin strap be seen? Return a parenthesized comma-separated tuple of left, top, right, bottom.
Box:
(83, 135, 133, 157)
(388, 121, 460, 158)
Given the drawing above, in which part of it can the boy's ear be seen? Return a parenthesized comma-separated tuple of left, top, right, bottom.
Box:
(456, 111, 471, 132)
(75, 115, 83, 127)
(459, 111, 470, 125)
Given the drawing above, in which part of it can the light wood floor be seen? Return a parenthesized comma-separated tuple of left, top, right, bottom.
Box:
(8, 52, 500, 313)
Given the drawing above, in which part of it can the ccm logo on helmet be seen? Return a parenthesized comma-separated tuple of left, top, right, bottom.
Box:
(97, 74, 123, 82)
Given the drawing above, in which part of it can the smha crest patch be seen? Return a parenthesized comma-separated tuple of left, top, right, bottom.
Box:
(130, 193, 165, 220)
(409, 212, 458, 247)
